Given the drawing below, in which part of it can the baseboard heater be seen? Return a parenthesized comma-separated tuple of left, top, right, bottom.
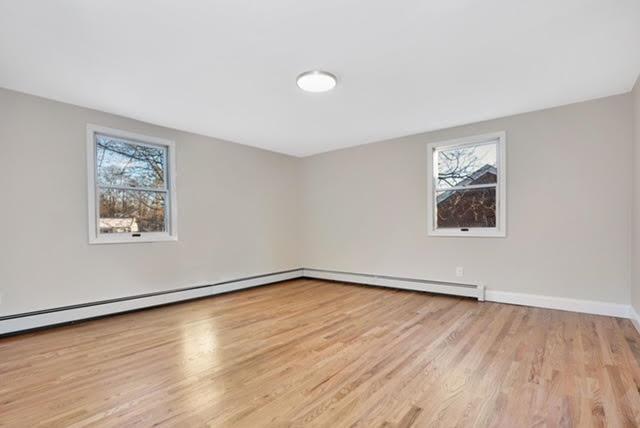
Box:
(1, 267, 484, 336)
(303, 268, 485, 301)
(0, 268, 303, 336)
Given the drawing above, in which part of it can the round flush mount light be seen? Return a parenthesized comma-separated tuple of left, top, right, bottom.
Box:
(296, 70, 337, 93)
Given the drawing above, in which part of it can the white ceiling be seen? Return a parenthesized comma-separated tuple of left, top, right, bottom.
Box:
(1, 1, 639, 157)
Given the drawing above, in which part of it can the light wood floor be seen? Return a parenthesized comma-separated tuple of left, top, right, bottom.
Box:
(2, 279, 640, 427)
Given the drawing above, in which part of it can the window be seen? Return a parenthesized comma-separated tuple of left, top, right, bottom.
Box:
(87, 125, 177, 244)
(427, 132, 506, 237)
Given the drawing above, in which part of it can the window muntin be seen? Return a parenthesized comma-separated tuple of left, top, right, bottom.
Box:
(87, 125, 177, 244)
(428, 133, 505, 237)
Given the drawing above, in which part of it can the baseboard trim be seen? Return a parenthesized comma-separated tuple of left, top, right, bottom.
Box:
(303, 268, 631, 319)
(302, 268, 482, 299)
(0, 268, 304, 335)
(2, 267, 635, 335)
(630, 305, 640, 335)
(484, 289, 630, 318)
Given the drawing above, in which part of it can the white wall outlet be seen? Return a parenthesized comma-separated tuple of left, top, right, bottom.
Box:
(455, 267, 464, 277)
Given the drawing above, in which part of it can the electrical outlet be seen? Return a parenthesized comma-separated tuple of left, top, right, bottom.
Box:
(455, 267, 464, 277)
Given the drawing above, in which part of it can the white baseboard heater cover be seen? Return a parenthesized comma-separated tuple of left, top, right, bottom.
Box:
(0, 268, 482, 336)
(0, 269, 303, 335)
(3, 267, 632, 336)
(302, 268, 485, 301)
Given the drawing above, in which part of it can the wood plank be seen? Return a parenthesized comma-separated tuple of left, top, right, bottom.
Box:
(1, 279, 639, 427)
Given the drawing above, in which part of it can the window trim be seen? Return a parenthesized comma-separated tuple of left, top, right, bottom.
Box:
(86, 124, 178, 244)
(426, 131, 506, 238)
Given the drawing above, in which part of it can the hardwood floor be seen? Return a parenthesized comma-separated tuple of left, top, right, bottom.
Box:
(1, 279, 640, 427)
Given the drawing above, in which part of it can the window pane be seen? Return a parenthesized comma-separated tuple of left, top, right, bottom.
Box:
(436, 142, 497, 188)
(436, 187, 496, 229)
(99, 189, 166, 233)
(96, 134, 166, 189)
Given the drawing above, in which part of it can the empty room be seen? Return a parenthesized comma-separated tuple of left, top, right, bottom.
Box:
(1, 1, 640, 426)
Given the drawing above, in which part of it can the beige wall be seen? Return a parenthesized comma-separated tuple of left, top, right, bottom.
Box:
(0, 88, 301, 316)
(1, 86, 636, 317)
(301, 94, 633, 304)
(633, 76, 640, 313)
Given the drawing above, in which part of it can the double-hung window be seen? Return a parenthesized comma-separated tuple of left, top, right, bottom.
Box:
(427, 132, 506, 237)
(87, 125, 177, 244)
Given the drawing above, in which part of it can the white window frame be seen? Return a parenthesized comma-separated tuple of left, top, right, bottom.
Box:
(86, 124, 178, 244)
(427, 131, 506, 238)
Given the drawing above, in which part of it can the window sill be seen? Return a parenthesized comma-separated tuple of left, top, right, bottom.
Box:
(89, 234, 178, 245)
(428, 229, 506, 238)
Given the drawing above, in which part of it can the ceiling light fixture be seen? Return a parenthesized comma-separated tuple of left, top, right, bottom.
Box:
(296, 70, 337, 93)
